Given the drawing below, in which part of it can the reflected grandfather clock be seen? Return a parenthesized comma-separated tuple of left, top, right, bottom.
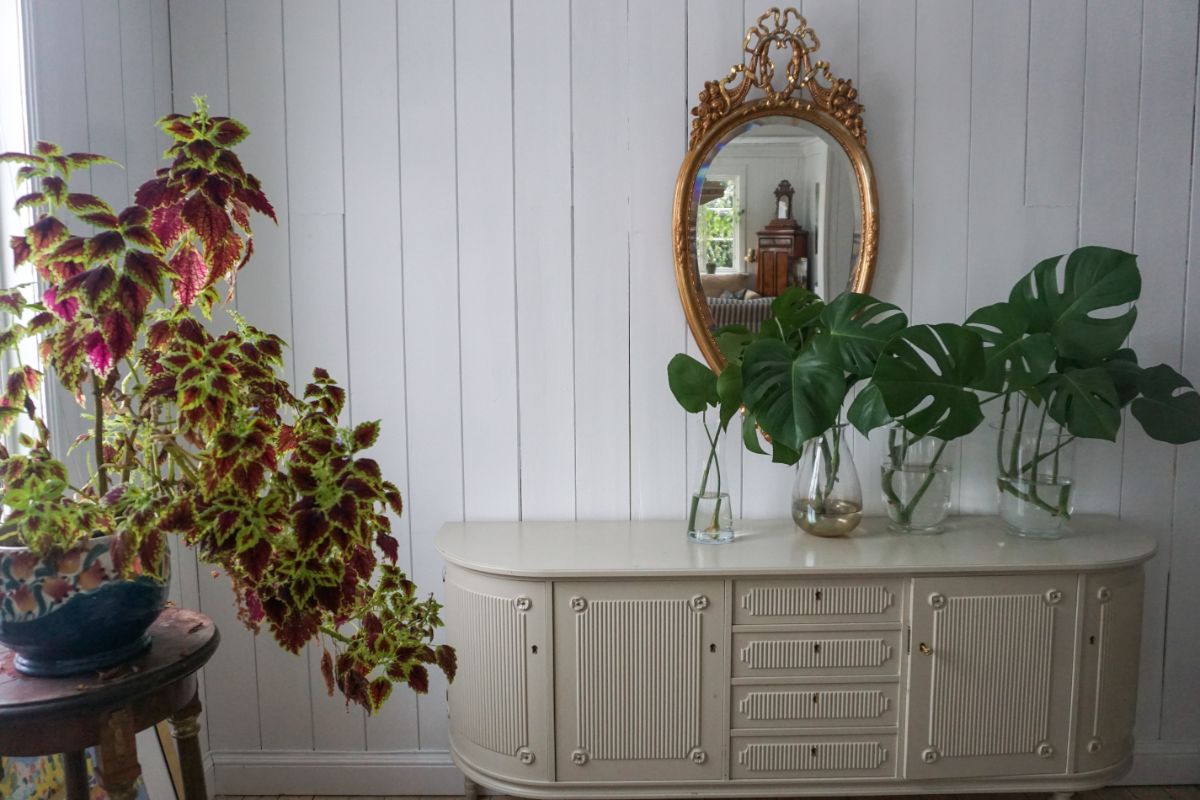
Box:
(756, 180, 809, 296)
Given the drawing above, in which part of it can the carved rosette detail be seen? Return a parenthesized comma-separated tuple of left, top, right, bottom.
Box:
(688, 7, 866, 150)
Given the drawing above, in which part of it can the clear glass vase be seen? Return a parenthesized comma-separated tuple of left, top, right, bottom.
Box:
(880, 424, 954, 534)
(994, 424, 1076, 539)
(687, 412, 734, 544)
(792, 424, 862, 537)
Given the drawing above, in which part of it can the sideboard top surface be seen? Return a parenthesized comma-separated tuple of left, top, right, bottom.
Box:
(436, 515, 1157, 578)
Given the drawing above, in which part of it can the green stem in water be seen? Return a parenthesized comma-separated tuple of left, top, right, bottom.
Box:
(888, 438, 950, 525)
(687, 412, 724, 534)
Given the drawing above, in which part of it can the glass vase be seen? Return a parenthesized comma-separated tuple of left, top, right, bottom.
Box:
(792, 424, 862, 537)
(994, 424, 1076, 539)
(880, 424, 954, 534)
(687, 412, 734, 544)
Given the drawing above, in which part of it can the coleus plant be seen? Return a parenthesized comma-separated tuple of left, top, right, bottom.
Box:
(0, 98, 454, 712)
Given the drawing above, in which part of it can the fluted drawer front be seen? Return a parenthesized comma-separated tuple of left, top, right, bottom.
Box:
(732, 682, 898, 728)
(731, 734, 897, 779)
(734, 578, 901, 624)
(733, 631, 901, 677)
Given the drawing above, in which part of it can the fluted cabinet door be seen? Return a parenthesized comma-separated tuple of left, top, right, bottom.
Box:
(554, 580, 726, 782)
(1076, 567, 1144, 771)
(444, 565, 552, 782)
(906, 575, 1079, 779)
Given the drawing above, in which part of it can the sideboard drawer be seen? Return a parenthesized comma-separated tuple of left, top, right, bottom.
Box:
(733, 630, 901, 677)
(734, 578, 902, 624)
(732, 682, 898, 729)
(731, 733, 898, 779)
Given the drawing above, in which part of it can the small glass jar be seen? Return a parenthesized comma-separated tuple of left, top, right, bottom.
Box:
(792, 424, 862, 537)
(994, 424, 1076, 539)
(880, 424, 954, 534)
(687, 412, 734, 544)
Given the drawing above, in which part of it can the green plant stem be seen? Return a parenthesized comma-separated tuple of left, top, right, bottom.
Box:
(996, 392, 1012, 476)
(1007, 395, 1030, 476)
(687, 413, 724, 534)
(897, 439, 948, 523)
(93, 373, 107, 495)
(320, 625, 353, 645)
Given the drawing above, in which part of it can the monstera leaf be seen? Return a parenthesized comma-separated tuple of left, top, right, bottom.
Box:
(964, 301, 1055, 392)
(1131, 364, 1200, 444)
(847, 382, 891, 435)
(766, 286, 824, 343)
(1009, 246, 1140, 364)
(819, 292, 907, 378)
(1101, 348, 1141, 408)
(1039, 366, 1121, 441)
(871, 323, 985, 440)
(742, 336, 845, 452)
(666, 353, 717, 413)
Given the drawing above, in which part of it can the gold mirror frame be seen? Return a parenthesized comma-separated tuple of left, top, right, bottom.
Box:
(673, 7, 880, 370)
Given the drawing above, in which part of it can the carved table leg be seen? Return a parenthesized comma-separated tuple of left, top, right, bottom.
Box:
(170, 690, 208, 800)
(62, 750, 90, 800)
(96, 707, 141, 800)
(464, 775, 480, 800)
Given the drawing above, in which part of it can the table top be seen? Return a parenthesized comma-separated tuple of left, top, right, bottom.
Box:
(437, 514, 1159, 578)
(0, 607, 219, 720)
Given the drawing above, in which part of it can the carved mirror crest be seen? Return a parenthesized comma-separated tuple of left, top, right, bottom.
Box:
(674, 7, 880, 370)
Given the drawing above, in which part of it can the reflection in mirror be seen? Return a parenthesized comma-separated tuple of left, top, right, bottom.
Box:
(694, 117, 862, 332)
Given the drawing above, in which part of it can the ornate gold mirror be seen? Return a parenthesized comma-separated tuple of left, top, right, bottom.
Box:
(674, 8, 879, 369)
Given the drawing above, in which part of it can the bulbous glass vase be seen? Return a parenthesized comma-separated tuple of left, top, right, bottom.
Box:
(791, 424, 863, 537)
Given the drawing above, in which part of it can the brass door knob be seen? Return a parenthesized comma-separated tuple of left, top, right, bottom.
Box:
(918, 642, 932, 655)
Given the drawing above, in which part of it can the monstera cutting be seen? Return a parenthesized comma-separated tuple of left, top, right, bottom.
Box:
(964, 246, 1200, 535)
(0, 99, 453, 709)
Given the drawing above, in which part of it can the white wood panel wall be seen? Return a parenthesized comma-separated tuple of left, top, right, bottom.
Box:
(20, 0, 1200, 792)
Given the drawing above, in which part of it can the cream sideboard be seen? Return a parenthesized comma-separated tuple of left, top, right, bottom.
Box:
(435, 516, 1156, 799)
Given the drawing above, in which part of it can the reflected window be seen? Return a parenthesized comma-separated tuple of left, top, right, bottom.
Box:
(696, 175, 742, 274)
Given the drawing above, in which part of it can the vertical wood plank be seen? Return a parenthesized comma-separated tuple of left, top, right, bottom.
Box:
(397, 0, 463, 750)
(118, 0, 160, 184)
(958, 0, 1032, 514)
(1162, 0, 1200, 742)
(456, 0, 520, 520)
(513, 0, 576, 520)
(82, 0, 128, 204)
(857, 0, 916, 515)
(168, 0, 228, 113)
(168, 0, 265, 757)
(911, 0, 971, 513)
(571, 0, 630, 519)
(225, 0, 310, 753)
(1024, 0, 1086, 209)
(1123, 0, 1198, 743)
(281, 0, 364, 752)
(629, 0, 688, 519)
(339, 0, 420, 752)
(682, 0, 749, 518)
(1074, 0, 1142, 516)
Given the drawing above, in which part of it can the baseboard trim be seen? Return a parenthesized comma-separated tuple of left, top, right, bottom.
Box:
(203, 752, 216, 800)
(210, 744, 1199, 796)
(1119, 743, 1200, 785)
(211, 749, 462, 796)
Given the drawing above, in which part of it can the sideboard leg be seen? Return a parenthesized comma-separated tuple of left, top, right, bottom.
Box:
(1051, 793, 1074, 800)
(62, 751, 89, 800)
(464, 775, 480, 800)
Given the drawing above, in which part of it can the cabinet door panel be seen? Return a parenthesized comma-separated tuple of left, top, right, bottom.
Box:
(445, 565, 551, 781)
(554, 580, 726, 782)
(1076, 567, 1144, 771)
(906, 575, 1078, 779)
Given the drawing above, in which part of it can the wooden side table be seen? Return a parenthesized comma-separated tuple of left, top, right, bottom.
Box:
(0, 607, 219, 800)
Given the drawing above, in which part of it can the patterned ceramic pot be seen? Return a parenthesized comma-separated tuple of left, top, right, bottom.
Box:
(0, 535, 169, 676)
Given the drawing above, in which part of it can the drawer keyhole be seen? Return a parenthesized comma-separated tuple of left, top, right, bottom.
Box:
(812, 694, 819, 704)
(709, 643, 717, 653)
(531, 645, 538, 654)
(814, 590, 822, 602)
(810, 746, 818, 757)
(1089, 635, 1096, 646)
(813, 642, 822, 654)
